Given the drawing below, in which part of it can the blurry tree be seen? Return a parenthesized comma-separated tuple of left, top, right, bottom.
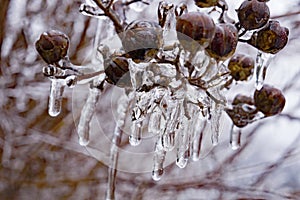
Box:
(1, 0, 300, 199)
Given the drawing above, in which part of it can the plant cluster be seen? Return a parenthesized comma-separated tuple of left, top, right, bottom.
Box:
(35, 0, 289, 198)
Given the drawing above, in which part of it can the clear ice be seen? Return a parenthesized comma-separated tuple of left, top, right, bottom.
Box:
(48, 78, 65, 117)
(77, 86, 101, 146)
(255, 51, 275, 90)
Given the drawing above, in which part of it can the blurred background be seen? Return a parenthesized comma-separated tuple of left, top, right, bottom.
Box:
(1, 0, 300, 199)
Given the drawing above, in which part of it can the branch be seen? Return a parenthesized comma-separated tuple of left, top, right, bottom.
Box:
(93, 0, 124, 34)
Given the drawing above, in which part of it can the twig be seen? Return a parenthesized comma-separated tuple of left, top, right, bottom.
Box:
(93, 0, 124, 34)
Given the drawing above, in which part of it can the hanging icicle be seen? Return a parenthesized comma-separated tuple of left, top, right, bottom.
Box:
(48, 78, 65, 117)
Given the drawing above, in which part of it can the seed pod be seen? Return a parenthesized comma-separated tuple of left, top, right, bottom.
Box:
(176, 12, 215, 51)
(232, 94, 254, 106)
(226, 94, 257, 127)
(248, 20, 289, 54)
(237, 0, 270, 30)
(205, 23, 238, 61)
(228, 54, 255, 81)
(121, 20, 162, 61)
(104, 56, 131, 88)
(35, 30, 69, 64)
(194, 0, 218, 8)
(254, 85, 285, 116)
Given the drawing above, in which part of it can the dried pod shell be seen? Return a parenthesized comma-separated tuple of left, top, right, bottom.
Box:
(121, 20, 162, 61)
(194, 0, 218, 8)
(254, 85, 286, 116)
(228, 54, 255, 81)
(248, 20, 289, 54)
(35, 30, 69, 64)
(205, 23, 238, 61)
(176, 12, 215, 51)
(237, 0, 270, 30)
(104, 56, 131, 88)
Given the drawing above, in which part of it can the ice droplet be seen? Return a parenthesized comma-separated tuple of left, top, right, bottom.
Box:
(176, 153, 188, 168)
(48, 79, 65, 117)
(230, 124, 241, 150)
(255, 51, 275, 90)
(152, 141, 166, 181)
(77, 87, 100, 146)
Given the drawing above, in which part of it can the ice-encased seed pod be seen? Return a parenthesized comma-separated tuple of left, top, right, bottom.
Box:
(226, 94, 257, 128)
(104, 56, 131, 88)
(194, 0, 218, 8)
(254, 85, 286, 116)
(228, 54, 255, 81)
(176, 12, 215, 51)
(248, 20, 289, 54)
(35, 30, 69, 64)
(237, 0, 270, 30)
(205, 23, 238, 61)
(232, 94, 254, 106)
(121, 20, 162, 61)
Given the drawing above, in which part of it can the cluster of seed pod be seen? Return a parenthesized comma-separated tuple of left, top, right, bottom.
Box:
(34, 0, 290, 183)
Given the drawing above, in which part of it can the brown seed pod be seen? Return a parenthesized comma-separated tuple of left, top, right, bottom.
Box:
(194, 0, 218, 8)
(205, 23, 238, 61)
(121, 20, 162, 61)
(237, 0, 270, 30)
(232, 94, 254, 106)
(104, 56, 131, 88)
(226, 94, 257, 127)
(35, 30, 69, 64)
(228, 54, 255, 81)
(176, 12, 215, 51)
(254, 85, 286, 116)
(248, 20, 289, 54)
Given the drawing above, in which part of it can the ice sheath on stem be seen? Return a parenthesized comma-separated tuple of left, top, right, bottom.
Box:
(255, 51, 275, 90)
(230, 124, 241, 150)
(77, 85, 101, 146)
(48, 78, 65, 117)
(106, 96, 129, 200)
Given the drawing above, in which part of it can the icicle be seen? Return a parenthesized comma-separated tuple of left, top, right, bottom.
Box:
(210, 102, 224, 146)
(77, 86, 101, 146)
(206, 87, 226, 146)
(160, 98, 181, 151)
(190, 111, 206, 161)
(230, 124, 242, 150)
(176, 117, 189, 168)
(192, 128, 204, 161)
(255, 51, 275, 90)
(129, 121, 142, 146)
(106, 95, 129, 200)
(152, 140, 166, 181)
(158, 1, 174, 29)
(148, 109, 162, 135)
(48, 78, 65, 117)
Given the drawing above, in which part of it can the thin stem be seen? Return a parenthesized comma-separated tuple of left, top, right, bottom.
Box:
(105, 96, 130, 200)
(93, 0, 124, 34)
